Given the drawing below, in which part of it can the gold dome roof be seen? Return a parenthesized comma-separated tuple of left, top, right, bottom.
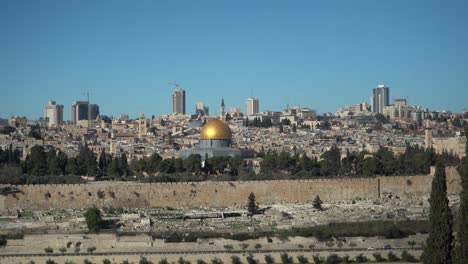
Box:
(200, 119, 232, 140)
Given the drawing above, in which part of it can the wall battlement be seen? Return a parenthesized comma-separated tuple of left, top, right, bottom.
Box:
(0, 167, 461, 212)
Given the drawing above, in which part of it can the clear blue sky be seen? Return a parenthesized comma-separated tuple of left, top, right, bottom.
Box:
(2, 0, 468, 120)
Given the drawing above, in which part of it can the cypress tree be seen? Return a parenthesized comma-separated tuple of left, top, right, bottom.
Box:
(453, 129, 468, 264)
(247, 192, 258, 214)
(422, 161, 453, 264)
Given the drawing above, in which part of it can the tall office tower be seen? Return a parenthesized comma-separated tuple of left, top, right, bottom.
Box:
(71, 101, 89, 124)
(394, 98, 407, 106)
(71, 101, 100, 123)
(172, 88, 186, 115)
(245, 97, 259, 116)
(196, 102, 209, 116)
(88, 104, 100, 120)
(371, 85, 390, 114)
(44, 100, 64, 127)
(138, 113, 147, 139)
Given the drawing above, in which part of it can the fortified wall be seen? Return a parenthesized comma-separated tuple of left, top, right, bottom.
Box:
(0, 167, 461, 212)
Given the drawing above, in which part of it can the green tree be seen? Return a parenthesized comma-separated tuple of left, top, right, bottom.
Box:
(25, 145, 48, 176)
(320, 145, 341, 176)
(183, 154, 202, 174)
(98, 149, 108, 177)
(84, 207, 102, 233)
(280, 253, 293, 264)
(247, 192, 258, 214)
(453, 129, 468, 264)
(422, 162, 453, 264)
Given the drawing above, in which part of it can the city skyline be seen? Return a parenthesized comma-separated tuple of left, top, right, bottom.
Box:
(2, 0, 468, 119)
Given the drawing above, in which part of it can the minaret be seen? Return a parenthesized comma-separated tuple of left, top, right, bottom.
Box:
(220, 98, 226, 121)
(425, 119, 432, 149)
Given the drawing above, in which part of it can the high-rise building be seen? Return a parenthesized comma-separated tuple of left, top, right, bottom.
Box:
(220, 98, 226, 120)
(71, 101, 100, 124)
(88, 104, 100, 120)
(394, 98, 407, 106)
(245, 97, 259, 116)
(44, 100, 64, 127)
(371, 85, 389, 114)
(195, 102, 209, 116)
(172, 88, 186, 115)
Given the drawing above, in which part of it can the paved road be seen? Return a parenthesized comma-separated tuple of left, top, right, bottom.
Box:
(0, 247, 423, 258)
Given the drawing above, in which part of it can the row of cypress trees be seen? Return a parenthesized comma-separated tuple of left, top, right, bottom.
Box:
(422, 129, 468, 264)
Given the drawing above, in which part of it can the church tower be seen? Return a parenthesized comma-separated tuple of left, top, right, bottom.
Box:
(425, 119, 432, 149)
(138, 113, 147, 139)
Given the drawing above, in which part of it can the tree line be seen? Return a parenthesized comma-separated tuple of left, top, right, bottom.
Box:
(259, 144, 460, 177)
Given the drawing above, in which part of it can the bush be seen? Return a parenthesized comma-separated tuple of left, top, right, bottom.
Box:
(297, 255, 309, 264)
(230, 256, 242, 264)
(325, 255, 342, 264)
(158, 259, 169, 264)
(372, 253, 385, 261)
(196, 260, 207, 264)
(280, 253, 293, 264)
(46, 260, 57, 264)
(140, 257, 153, 264)
(59, 247, 67, 253)
(103, 259, 111, 264)
(0, 235, 7, 247)
(223, 244, 233, 250)
(254, 243, 262, 249)
(44, 247, 53, 253)
(401, 250, 418, 262)
(211, 258, 223, 264)
(246, 254, 257, 264)
(87, 246, 96, 253)
(355, 254, 368, 263)
(312, 255, 323, 264)
(387, 252, 400, 261)
(264, 255, 275, 264)
(84, 260, 93, 264)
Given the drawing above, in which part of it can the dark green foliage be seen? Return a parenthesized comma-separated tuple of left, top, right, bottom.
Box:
(196, 260, 207, 264)
(422, 162, 453, 264)
(230, 256, 242, 264)
(46, 260, 57, 264)
(247, 192, 258, 214)
(296, 255, 309, 264)
(325, 254, 342, 264)
(387, 252, 400, 261)
(0, 235, 7, 247)
(372, 252, 386, 261)
(44, 246, 53, 253)
(84, 207, 102, 233)
(280, 220, 429, 240)
(103, 259, 111, 264)
(264, 255, 274, 264)
(280, 253, 293, 264)
(313, 195, 323, 210)
(158, 259, 168, 264)
(312, 255, 324, 264)
(211, 258, 223, 264)
(28, 125, 42, 139)
(183, 154, 202, 174)
(320, 145, 341, 176)
(401, 250, 419, 262)
(245, 255, 257, 264)
(0, 125, 15, 134)
(453, 129, 468, 264)
(139, 256, 152, 264)
(354, 254, 367, 263)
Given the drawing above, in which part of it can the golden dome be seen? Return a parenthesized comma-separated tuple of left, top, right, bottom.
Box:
(200, 119, 232, 140)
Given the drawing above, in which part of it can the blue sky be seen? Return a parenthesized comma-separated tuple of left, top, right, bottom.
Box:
(2, 0, 467, 120)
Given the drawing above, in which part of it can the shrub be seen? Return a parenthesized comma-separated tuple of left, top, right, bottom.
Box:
(87, 246, 96, 253)
(158, 259, 168, 264)
(140, 257, 153, 264)
(230, 256, 242, 264)
(372, 253, 385, 261)
(240, 243, 249, 249)
(246, 254, 257, 264)
(46, 260, 57, 264)
(59, 247, 67, 253)
(84, 260, 93, 264)
(312, 255, 324, 264)
(44, 246, 53, 253)
(103, 259, 111, 264)
(297, 255, 309, 264)
(254, 243, 262, 249)
(355, 254, 368, 263)
(74, 247, 80, 253)
(280, 253, 293, 264)
(387, 252, 399, 261)
(325, 254, 342, 264)
(401, 250, 418, 262)
(211, 258, 223, 264)
(264, 255, 275, 264)
(223, 244, 233, 250)
(196, 260, 207, 264)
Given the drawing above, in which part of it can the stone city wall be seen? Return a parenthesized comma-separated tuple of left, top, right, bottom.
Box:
(0, 167, 461, 212)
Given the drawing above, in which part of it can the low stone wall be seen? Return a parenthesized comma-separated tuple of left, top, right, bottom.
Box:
(0, 167, 461, 212)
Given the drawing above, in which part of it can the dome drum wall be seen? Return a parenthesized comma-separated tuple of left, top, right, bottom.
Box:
(199, 139, 232, 149)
